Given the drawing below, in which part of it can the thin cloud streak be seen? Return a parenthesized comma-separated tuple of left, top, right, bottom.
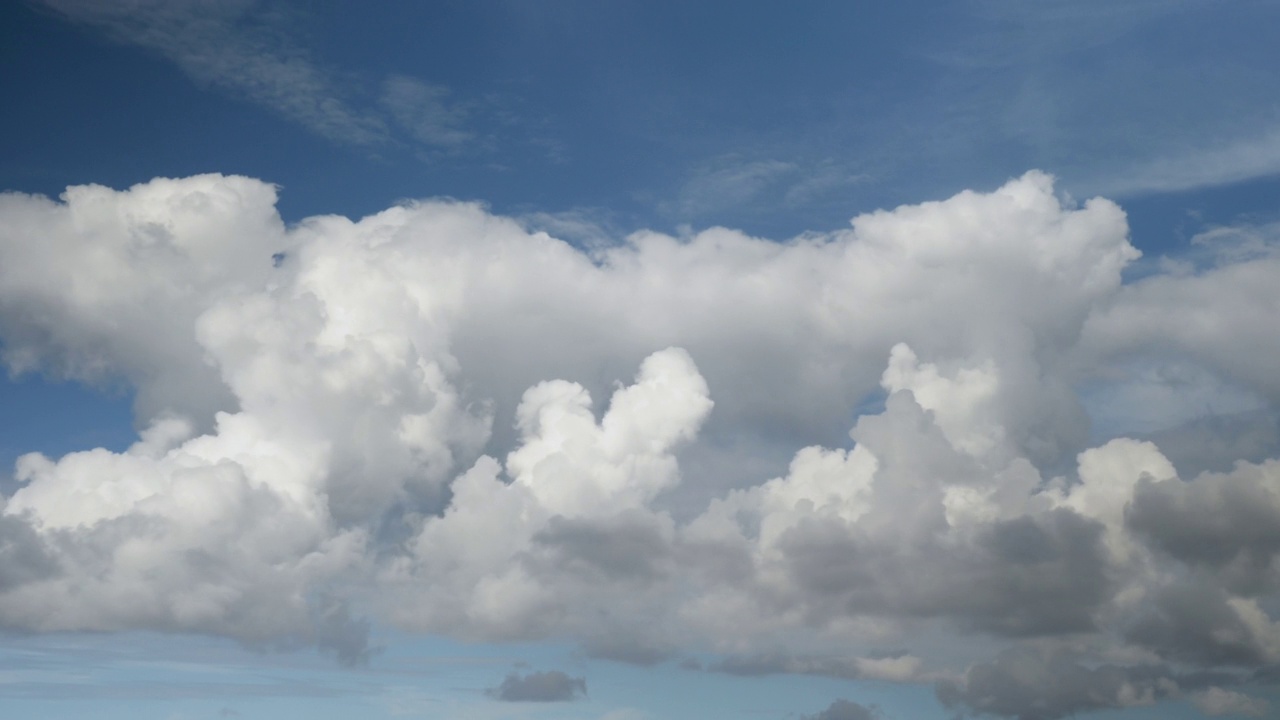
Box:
(34, 0, 487, 157)
(1095, 126, 1280, 198)
(36, 0, 389, 146)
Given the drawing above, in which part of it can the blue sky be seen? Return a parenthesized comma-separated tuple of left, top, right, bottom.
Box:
(4, 2, 1280, 719)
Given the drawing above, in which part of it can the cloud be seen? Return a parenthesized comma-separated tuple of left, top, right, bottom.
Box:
(1099, 126, 1280, 197)
(711, 651, 921, 684)
(661, 155, 868, 221)
(35, 0, 388, 146)
(1128, 461, 1280, 592)
(312, 600, 378, 667)
(1193, 687, 1271, 718)
(935, 645, 1178, 720)
(34, 1, 484, 155)
(801, 698, 877, 720)
(0, 514, 58, 592)
(1145, 409, 1280, 480)
(486, 670, 587, 702)
(3, 170, 1280, 718)
(380, 76, 475, 151)
(666, 157, 798, 218)
(518, 208, 623, 251)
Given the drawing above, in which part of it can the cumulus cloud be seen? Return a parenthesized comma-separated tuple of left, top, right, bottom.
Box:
(487, 670, 587, 702)
(2, 170, 1280, 718)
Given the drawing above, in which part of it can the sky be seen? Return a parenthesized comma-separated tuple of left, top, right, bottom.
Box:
(3, 1, 1280, 719)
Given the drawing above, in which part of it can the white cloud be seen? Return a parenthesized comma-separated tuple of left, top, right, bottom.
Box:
(2, 170, 1280, 719)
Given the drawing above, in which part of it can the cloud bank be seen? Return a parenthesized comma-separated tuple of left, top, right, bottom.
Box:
(2, 171, 1279, 718)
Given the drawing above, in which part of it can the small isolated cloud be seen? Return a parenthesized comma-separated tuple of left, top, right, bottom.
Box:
(801, 698, 877, 720)
(1193, 687, 1271, 717)
(486, 670, 587, 702)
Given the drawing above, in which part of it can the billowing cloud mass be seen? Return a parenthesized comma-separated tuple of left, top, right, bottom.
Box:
(2, 171, 1280, 717)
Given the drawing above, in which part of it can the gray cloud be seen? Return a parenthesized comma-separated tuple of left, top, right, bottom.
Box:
(1128, 467, 1280, 595)
(709, 651, 920, 684)
(936, 646, 1178, 720)
(312, 600, 376, 668)
(529, 512, 672, 584)
(713, 652, 861, 680)
(1147, 409, 1280, 480)
(580, 635, 673, 667)
(0, 514, 58, 592)
(801, 698, 877, 720)
(486, 670, 587, 702)
(1193, 687, 1271, 718)
(769, 454, 1112, 637)
(1125, 580, 1277, 667)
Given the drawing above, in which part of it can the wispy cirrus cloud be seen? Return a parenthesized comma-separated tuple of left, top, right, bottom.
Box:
(1096, 125, 1280, 197)
(379, 75, 475, 152)
(36, 0, 389, 146)
(660, 154, 868, 223)
(34, 0, 485, 155)
(901, 0, 1280, 200)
